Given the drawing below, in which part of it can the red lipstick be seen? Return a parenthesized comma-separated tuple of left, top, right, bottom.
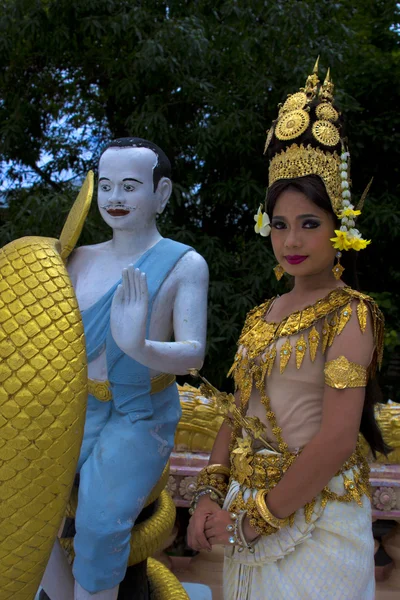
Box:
(285, 255, 308, 265)
(106, 208, 131, 217)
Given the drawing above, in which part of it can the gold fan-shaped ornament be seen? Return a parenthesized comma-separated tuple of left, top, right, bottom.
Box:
(281, 92, 308, 114)
(312, 120, 340, 147)
(315, 103, 339, 123)
(275, 109, 310, 141)
(59, 171, 94, 261)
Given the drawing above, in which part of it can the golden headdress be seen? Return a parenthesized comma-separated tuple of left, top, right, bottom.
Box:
(256, 59, 371, 252)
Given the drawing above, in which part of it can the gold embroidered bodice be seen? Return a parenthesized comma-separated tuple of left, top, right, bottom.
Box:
(228, 287, 384, 454)
(223, 287, 384, 518)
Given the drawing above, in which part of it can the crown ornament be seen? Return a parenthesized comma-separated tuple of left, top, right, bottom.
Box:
(257, 59, 371, 253)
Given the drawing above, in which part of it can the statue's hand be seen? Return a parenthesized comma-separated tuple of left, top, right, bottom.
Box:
(110, 266, 148, 356)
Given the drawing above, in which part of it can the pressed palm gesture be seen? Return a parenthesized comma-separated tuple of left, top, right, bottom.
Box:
(111, 265, 148, 355)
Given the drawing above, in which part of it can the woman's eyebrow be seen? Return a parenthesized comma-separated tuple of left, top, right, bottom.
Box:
(272, 213, 321, 220)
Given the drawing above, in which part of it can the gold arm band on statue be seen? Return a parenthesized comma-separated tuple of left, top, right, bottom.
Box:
(88, 373, 176, 402)
(324, 356, 367, 389)
(255, 489, 288, 529)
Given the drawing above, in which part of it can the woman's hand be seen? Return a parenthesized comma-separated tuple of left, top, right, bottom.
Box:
(204, 510, 234, 546)
(204, 511, 260, 546)
(187, 496, 221, 551)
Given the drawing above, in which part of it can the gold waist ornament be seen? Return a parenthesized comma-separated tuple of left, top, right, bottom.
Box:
(88, 372, 176, 402)
(230, 442, 371, 523)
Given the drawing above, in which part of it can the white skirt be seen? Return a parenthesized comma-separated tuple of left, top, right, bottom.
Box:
(222, 464, 375, 600)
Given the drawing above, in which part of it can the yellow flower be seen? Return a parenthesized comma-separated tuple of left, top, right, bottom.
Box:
(331, 230, 352, 251)
(339, 208, 361, 219)
(348, 237, 371, 251)
(331, 230, 371, 251)
(254, 204, 271, 237)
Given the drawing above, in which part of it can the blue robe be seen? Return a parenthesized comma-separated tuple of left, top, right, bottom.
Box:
(73, 238, 192, 592)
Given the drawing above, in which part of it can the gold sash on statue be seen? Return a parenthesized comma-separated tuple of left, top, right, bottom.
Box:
(88, 372, 176, 402)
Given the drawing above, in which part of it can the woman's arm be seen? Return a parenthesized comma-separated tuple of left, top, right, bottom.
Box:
(265, 385, 364, 518)
(187, 421, 233, 550)
(187, 389, 237, 551)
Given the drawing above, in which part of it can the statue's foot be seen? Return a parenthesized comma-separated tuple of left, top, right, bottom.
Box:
(74, 581, 119, 600)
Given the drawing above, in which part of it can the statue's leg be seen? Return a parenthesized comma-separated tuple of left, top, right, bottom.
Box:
(74, 581, 119, 600)
(73, 407, 167, 594)
(41, 538, 74, 600)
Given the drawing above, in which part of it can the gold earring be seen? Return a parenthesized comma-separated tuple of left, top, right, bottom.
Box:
(274, 264, 285, 281)
(332, 251, 344, 280)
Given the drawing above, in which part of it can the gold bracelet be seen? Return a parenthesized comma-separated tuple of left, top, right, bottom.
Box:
(255, 490, 288, 529)
(197, 468, 229, 496)
(204, 464, 231, 478)
(189, 486, 224, 515)
(229, 492, 277, 537)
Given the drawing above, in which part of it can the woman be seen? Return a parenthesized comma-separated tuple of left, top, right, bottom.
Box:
(187, 62, 387, 599)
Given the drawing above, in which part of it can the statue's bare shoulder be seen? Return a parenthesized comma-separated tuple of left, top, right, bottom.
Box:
(173, 248, 209, 285)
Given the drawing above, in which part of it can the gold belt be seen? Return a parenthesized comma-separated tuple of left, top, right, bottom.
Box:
(88, 373, 176, 403)
(231, 443, 367, 492)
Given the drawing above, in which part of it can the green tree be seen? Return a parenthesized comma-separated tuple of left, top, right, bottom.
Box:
(1, 0, 399, 394)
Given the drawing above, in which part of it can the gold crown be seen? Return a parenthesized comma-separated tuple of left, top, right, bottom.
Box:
(269, 144, 342, 216)
(263, 59, 371, 251)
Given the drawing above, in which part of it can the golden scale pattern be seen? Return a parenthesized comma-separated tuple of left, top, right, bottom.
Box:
(147, 558, 190, 600)
(226, 288, 384, 532)
(0, 237, 87, 600)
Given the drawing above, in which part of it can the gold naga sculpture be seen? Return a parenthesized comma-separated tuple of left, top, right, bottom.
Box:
(360, 401, 400, 464)
(175, 383, 226, 453)
(0, 173, 187, 600)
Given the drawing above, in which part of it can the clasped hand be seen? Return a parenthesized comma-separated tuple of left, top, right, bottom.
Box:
(187, 498, 259, 551)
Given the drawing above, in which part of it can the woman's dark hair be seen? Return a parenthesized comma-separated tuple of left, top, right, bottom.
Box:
(266, 174, 389, 458)
(100, 137, 171, 192)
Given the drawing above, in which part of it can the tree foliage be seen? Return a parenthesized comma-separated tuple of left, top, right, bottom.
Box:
(1, 0, 399, 393)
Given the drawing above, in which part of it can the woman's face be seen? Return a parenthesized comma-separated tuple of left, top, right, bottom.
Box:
(270, 188, 337, 278)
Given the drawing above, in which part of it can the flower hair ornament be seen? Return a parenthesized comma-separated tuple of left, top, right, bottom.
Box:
(254, 59, 371, 280)
(254, 204, 271, 237)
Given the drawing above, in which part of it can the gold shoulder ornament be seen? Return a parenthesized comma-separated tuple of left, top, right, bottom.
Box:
(228, 288, 384, 386)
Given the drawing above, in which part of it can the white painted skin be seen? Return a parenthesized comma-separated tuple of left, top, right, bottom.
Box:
(40, 538, 74, 600)
(41, 145, 209, 598)
(74, 581, 118, 600)
(68, 146, 209, 377)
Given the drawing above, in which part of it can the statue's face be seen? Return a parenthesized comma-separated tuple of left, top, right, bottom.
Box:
(98, 146, 160, 231)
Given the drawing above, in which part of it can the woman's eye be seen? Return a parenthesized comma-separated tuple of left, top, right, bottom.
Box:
(272, 221, 286, 230)
(100, 184, 111, 192)
(303, 220, 321, 229)
(123, 184, 135, 192)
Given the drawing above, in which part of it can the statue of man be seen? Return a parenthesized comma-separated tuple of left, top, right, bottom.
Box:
(41, 138, 209, 600)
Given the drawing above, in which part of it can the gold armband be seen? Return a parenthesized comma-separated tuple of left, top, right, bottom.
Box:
(324, 356, 367, 389)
